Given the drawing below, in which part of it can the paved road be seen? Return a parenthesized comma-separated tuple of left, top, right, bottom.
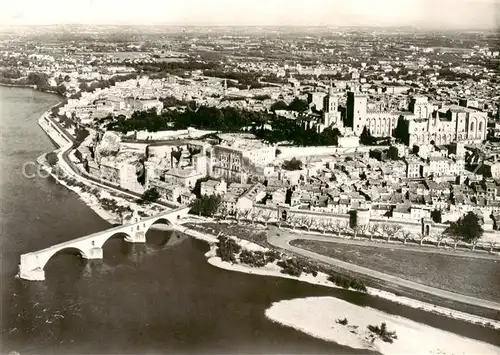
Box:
(283, 230, 500, 261)
(267, 226, 500, 312)
(44, 113, 177, 209)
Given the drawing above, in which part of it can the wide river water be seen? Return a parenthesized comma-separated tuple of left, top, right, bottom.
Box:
(1, 86, 499, 354)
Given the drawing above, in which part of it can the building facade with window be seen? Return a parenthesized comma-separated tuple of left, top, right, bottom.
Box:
(346, 92, 487, 146)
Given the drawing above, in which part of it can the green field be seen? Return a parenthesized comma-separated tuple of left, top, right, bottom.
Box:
(291, 239, 500, 303)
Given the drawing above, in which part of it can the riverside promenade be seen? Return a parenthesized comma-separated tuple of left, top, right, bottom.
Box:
(38, 108, 178, 209)
(267, 226, 500, 312)
(280, 230, 500, 261)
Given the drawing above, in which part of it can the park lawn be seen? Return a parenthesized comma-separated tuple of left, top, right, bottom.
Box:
(291, 239, 500, 303)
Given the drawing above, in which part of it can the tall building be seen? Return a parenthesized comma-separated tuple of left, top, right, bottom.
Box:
(211, 133, 276, 183)
(307, 92, 324, 111)
(323, 86, 339, 114)
(346, 91, 487, 146)
(405, 105, 487, 146)
(347, 91, 398, 137)
(307, 85, 343, 133)
(318, 86, 343, 133)
(409, 96, 433, 119)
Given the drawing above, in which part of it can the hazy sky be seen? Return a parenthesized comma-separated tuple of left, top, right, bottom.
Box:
(0, 0, 498, 29)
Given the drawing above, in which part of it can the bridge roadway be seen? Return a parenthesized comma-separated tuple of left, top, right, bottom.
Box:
(18, 207, 190, 281)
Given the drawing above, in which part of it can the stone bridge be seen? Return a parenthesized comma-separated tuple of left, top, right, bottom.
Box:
(18, 207, 190, 281)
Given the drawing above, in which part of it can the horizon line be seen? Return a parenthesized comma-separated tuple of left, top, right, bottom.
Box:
(1, 23, 498, 31)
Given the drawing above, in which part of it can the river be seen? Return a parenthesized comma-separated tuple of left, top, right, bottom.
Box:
(1, 86, 499, 354)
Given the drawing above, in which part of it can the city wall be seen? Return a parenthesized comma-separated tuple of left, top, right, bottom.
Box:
(278, 146, 341, 159)
(277, 145, 390, 160)
(252, 204, 499, 240)
(134, 129, 216, 141)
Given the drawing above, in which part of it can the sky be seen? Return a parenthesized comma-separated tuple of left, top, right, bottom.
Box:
(0, 0, 498, 29)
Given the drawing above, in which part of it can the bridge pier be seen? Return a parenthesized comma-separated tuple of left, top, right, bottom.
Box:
(19, 267, 45, 281)
(126, 231, 146, 243)
(18, 253, 45, 281)
(85, 247, 103, 259)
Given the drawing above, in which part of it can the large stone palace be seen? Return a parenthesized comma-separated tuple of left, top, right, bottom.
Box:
(344, 92, 487, 146)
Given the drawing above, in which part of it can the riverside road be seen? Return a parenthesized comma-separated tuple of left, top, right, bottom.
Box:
(267, 226, 500, 312)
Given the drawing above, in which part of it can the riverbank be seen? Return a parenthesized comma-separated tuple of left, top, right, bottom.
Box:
(180, 226, 500, 332)
(0, 82, 65, 97)
(42, 107, 181, 224)
(38, 153, 166, 225)
(37, 111, 120, 224)
(36, 100, 169, 226)
(36, 98, 117, 222)
(0, 82, 36, 89)
(39, 161, 119, 224)
(38, 105, 73, 147)
(265, 297, 500, 355)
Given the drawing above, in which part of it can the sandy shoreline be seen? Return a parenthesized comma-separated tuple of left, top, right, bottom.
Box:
(180, 228, 500, 331)
(202, 235, 500, 352)
(265, 297, 500, 355)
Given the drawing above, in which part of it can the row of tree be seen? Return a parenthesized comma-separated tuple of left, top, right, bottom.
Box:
(0, 68, 22, 80)
(359, 127, 392, 146)
(0, 72, 52, 91)
(281, 157, 303, 171)
(190, 195, 222, 217)
(78, 73, 137, 93)
(103, 106, 270, 133)
(270, 97, 309, 113)
(103, 105, 342, 146)
(127, 60, 218, 76)
(254, 119, 342, 146)
(191, 205, 493, 252)
(212, 229, 368, 291)
(203, 69, 268, 89)
(285, 212, 490, 251)
(138, 188, 160, 204)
